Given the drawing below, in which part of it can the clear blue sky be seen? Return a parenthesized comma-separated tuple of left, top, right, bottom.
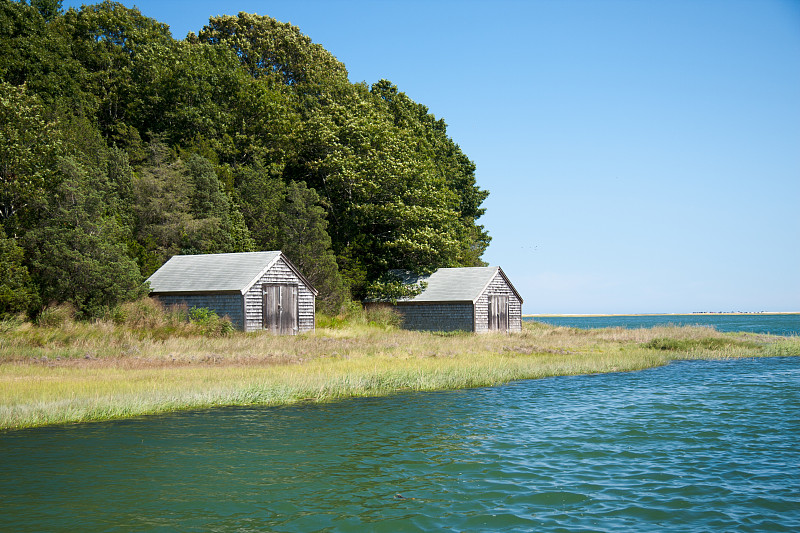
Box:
(65, 0, 800, 314)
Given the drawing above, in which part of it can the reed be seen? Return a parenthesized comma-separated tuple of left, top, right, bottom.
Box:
(1, 307, 797, 430)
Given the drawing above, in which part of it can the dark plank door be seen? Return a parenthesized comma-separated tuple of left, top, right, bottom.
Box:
(488, 295, 509, 332)
(263, 284, 298, 334)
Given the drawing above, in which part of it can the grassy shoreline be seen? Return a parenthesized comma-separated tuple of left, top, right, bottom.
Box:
(2, 309, 798, 431)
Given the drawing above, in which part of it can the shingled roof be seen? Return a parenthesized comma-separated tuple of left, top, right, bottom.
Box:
(147, 251, 316, 295)
(401, 266, 523, 303)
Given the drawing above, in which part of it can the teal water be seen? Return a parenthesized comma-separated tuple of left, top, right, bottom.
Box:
(2, 357, 799, 531)
(526, 313, 800, 336)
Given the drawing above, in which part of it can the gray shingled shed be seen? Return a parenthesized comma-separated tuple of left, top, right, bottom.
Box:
(147, 251, 317, 334)
(392, 266, 523, 333)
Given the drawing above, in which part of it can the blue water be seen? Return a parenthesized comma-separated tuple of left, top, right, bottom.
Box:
(1, 357, 799, 531)
(526, 313, 800, 336)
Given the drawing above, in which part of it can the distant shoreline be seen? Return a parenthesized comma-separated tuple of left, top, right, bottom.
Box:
(524, 312, 800, 318)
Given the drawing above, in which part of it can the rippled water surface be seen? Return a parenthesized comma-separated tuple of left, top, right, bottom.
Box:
(2, 357, 799, 532)
(526, 313, 800, 336)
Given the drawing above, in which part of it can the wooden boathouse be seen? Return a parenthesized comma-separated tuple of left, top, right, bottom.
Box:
(147, 251, 317, 334)
(390, 266, 523, 333)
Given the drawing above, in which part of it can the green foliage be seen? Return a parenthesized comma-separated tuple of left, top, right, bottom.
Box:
(131, 142, 255, 274)
(370, 80, 490, 266)
(63, 0, 173, 144)
(234, 164, 345, 312)
(0, 3, 491, 316)
(364, 272, 427, 304)
(0, 81, 63, 225)
(0, 225, 39, 318)
(23, 155, 147, 318)
(197, 12, 348, 88)
(277, 181, 346, 312)
(31, 0, 61, 22)
(283, 80, 477, 294)
(0, 1, 90, 111)
(35, 302, 76, 327)
(189, 306, 235, 337)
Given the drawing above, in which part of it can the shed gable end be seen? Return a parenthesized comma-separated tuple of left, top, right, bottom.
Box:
(474, 272, 522, 333)
(243, 256, 315, 333)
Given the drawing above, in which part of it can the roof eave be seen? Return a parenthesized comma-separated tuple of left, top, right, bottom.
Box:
(466, 266, 524, 304)
(150, 289, 242, 296)
(497, 267, 524, 304)
(240, 252, 319, 296)
(396, 299, 474, 305)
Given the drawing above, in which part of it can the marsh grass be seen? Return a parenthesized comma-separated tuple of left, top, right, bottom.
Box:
(1, 308, 797, 430)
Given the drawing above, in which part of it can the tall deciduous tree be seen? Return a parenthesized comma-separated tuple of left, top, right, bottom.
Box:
(371, 80, 490, 266)
(0, 81, 63, 229)
(197, 12, 348, 89)
(0, 0, 90, 112)
(285, 81, 470, 295)
(0, 225, 39, 318)
(63, 1, 172, 148)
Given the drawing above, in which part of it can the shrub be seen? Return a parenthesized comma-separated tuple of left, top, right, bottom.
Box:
(106, 298, 190, 330)
(317, 301, 402, 330)
(364, 305, 402, 329)
(189, 306, 234, 337)
(35, 303, 77, 328)
(643, 337, 759, 352)
(0, 315, 24, 333)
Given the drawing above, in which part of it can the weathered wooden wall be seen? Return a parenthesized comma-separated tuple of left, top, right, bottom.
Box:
(243, 256, 315, 333)
(155, 293, 245, 329)
(395, 302, 475, 332)
(474, 272, 522, 333)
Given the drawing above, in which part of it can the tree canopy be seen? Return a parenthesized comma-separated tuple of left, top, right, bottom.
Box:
(0, 0, 490, 317)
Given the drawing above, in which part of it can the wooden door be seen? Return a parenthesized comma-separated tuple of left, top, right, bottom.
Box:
(263, 284, 298, 334)
(488, 295, 509, 332)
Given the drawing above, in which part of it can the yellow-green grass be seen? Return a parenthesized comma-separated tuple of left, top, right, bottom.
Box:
(2, 317, 798, 430)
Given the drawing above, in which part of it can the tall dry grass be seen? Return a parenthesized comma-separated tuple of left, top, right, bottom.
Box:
(1, 304, 797, 430)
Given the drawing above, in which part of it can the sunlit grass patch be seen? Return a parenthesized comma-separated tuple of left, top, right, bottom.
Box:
(0, 310, 796, 430)
(642, 337, 761, 352)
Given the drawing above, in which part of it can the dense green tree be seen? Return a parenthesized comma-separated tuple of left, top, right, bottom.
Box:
(234, 165, 345, 311)
(184, 152, 255, 253)
(233, 161, 285, 251)
(371, 80, 490, 266)
(128, 40, 240, 153)
(0, 225, 39, 318)
(284, 81, 469, 295)
(0, 0, 90, 112)
(132, 143, 254, 275)
(276, 181, 346, 312)
(30, 0, 61, 21)
(0, 81, 63, 228)
(197, 12, 348, 89)
(23, 155, 146, 318)
(130, 142, 191, 275)
(134, 39, 297, 167)
(63, 1, 172, 147)
(0, 3, 491, 314)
